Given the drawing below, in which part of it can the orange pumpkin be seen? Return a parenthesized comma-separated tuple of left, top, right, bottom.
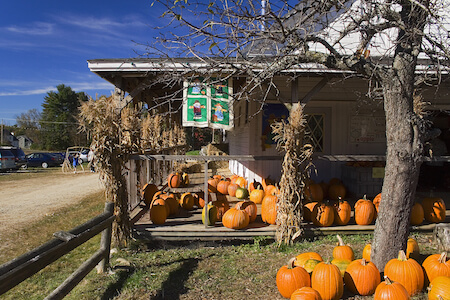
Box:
(311, 203, 334, 227)
(265, 184, 279, 196)
(152, 197, 170, 217)
(207, 177, 219, 193)
(406, 237, 420, 260)
(384, 250, 424, 296)
(354, 195, 376, 225)
(333, 199, 351, 226)
(344, 258, 381, 295)
(222, 207, 249, 229)
(141, 183, 159, 205)
(332, 235, 354, 261)
(373, 193, 382, 212)
(234, 176, 247, 188)
(249, 179, 263, 192)
(216, 180, 230, 195)
(328, 183, 346, 201)
(410, 202, 424, 225)
(212, 197, 230, 221)
(303, 259, 322, 274)
(422, 252, 450, 286)
(235, 200, 257, 223)
(249, 187, 265, 204)
(262, 175, 275, 190)
(311, 262, 344, 300)
(362, 243, 371, 261)
(294, 252, 323, 268)
(164, 196, 179, 216)
(167, 172, 182, 188)
(305, 183, 324, 203)
(428, 276, 450, 300)
(303, 202, 319, 222)
(149, 203, 167, 225)
(193, 191, 211, 208)
(261, 194, 277, 225)
(290, 287, 322, 300)
(276, 257, 311, 299)
(374, 276, 410, 300)
(422, 197, 446, 223)
(179, 192, 195, 210)
(227, 183, 239, 197)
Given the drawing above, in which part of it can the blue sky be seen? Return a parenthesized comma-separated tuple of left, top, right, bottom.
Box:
(0, 1, 167, 125)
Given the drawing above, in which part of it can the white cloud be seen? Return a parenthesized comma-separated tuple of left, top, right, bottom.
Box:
(6, 22, 54, 35)
(0, 82, 114, 97)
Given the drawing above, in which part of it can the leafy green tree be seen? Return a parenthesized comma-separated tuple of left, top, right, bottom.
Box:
(40, 84, 88, 150)
(15, 108, 42, 147)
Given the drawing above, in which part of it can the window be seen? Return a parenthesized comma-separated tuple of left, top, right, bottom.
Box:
(305, 114, 324, 153)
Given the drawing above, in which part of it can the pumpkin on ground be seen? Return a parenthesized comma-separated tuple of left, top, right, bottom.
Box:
(406, 237, 420, 260)
(354, 195, 376, 225)
(333, 199, 351, 226)
(290, 287, 323, 300)
(261, 194, 277, 225)
(235, 200, 257, 223)
(332, 234, 354, 261)
(294, 252, 323, 268)
(276, 257, 311, 299)
(311, 262, 344, 300)
(149, 204, 167, 225)
(202, 203, 218, 226)
(311, 202, 334, 227)
(303, 259, 322, 274)
(374, 276, 410, 300)
(410, 202, 424, 225)
(222, 207, 249, 229)
(362, 243, 371, 261)
(422, 252, 450, 286)
(141, 183, 159, 205)
(331, 258, 351, 277)
(422, 197, 446, 223)
(383, 250, 424, 296)
(249, 187, 265, 204)
(428, 276, 450, 300)
(167, 172, 182, 188)
(344, 258, 381, 296)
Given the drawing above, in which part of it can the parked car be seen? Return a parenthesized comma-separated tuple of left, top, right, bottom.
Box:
(79, 149, 90, 163)
(24, 152, 64, 169)
(0, 149, 16, 171)
(0, 146, 26, 169)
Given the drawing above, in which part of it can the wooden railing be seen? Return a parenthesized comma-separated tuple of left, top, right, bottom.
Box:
(0, 202, 115, 299)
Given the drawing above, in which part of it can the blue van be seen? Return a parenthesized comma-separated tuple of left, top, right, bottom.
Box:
(0, 149, 16, 171)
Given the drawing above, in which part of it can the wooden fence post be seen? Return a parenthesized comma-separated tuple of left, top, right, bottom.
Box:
(98, 202, 114, 273)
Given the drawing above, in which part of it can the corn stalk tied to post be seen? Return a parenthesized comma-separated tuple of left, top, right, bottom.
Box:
(271, 104, 314, 245)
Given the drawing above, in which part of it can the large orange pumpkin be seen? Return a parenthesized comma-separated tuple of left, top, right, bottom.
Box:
(276, 257, 311, 298)
(164, 196, 179, 216)
(149, 203, 167, 225)
(222, 207, 249, 229)
(333, 199, 351, 226)
(422, 197, 446, 223)
(290, 287, 322, 300)
(235, 200, 257, 223)
(305, 183, 324, 203)
(332, 235, 354, 261)
(422, 252, 450, 286)
(216, 180, 230, 195)
(428, 276, 450, 300)
(344, 259, 381, 296)
(249, 187, 265, 204)
(141, 183, 159, 205)
(354, 195, 376, 225)
(383, 250, 424, 296)
(374, 276, 410, 300)
(265, 184, 279, 196)
(311, 203, 334, 227)
(234, 176, 247, 188)
(410, 202, 424, 225)
(152, 197, 170, 217)
(261, 194, 277, 224)
(227, 183, 239, 197)
(311, 262, 344, 300)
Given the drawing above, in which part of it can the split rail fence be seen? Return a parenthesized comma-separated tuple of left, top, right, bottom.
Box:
(0, 202, 115, 299)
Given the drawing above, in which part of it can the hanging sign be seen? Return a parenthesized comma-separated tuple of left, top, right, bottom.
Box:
(182, 77, 234, 130)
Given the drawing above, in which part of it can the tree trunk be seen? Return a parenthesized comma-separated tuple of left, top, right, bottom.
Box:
(371, 66, 423, 272)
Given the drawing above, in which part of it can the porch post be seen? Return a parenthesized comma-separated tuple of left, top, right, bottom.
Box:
(204, 160, 210, 227)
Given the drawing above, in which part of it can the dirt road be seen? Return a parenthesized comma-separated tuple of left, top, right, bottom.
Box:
(0, 172, 104, 236)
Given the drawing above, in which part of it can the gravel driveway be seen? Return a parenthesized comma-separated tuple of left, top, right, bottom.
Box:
(0, 172, 104, 237)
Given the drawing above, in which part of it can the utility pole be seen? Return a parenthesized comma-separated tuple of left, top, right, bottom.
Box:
(1, 119, 3, 145)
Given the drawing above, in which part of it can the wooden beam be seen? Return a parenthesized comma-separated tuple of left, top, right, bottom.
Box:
(300, 77, 329, 104)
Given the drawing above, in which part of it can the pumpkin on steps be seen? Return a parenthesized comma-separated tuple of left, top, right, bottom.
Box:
(141, 183, 159, 205)
(261, 194, 277, 225)
(235, 187, 249, 199)
(333, 199, 351, 226)
(249, 187, 265, 204)
(311, 202, 334, 227)
(354, 195, 376, 225)
(202, 203, 218, 226)
(410, 202, 424, 225)
(235, 200, 257, 222)
(212, 197, 230, 221)
(149, 203, 167, 225)
(422, 197, 446, 223)
(216, 180, 230, 195)
(167, 172, 182, 188)
(222, 207, 249, 229)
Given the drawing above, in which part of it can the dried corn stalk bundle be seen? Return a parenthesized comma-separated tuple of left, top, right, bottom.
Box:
(271, 104, 314, 245)
(79, 96, 140, 247)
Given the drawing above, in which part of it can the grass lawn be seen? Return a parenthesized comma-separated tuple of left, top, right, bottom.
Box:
(1, 187, 436, 299)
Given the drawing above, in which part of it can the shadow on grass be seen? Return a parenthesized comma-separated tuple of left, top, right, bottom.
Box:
(150, 257, 200, 300)
(101, 266, 135, 300)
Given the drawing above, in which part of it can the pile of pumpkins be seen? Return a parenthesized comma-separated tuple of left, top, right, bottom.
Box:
(143, 172, 281, 229)
(304, 178, 447, 227)
(276, 235, 450, 299)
